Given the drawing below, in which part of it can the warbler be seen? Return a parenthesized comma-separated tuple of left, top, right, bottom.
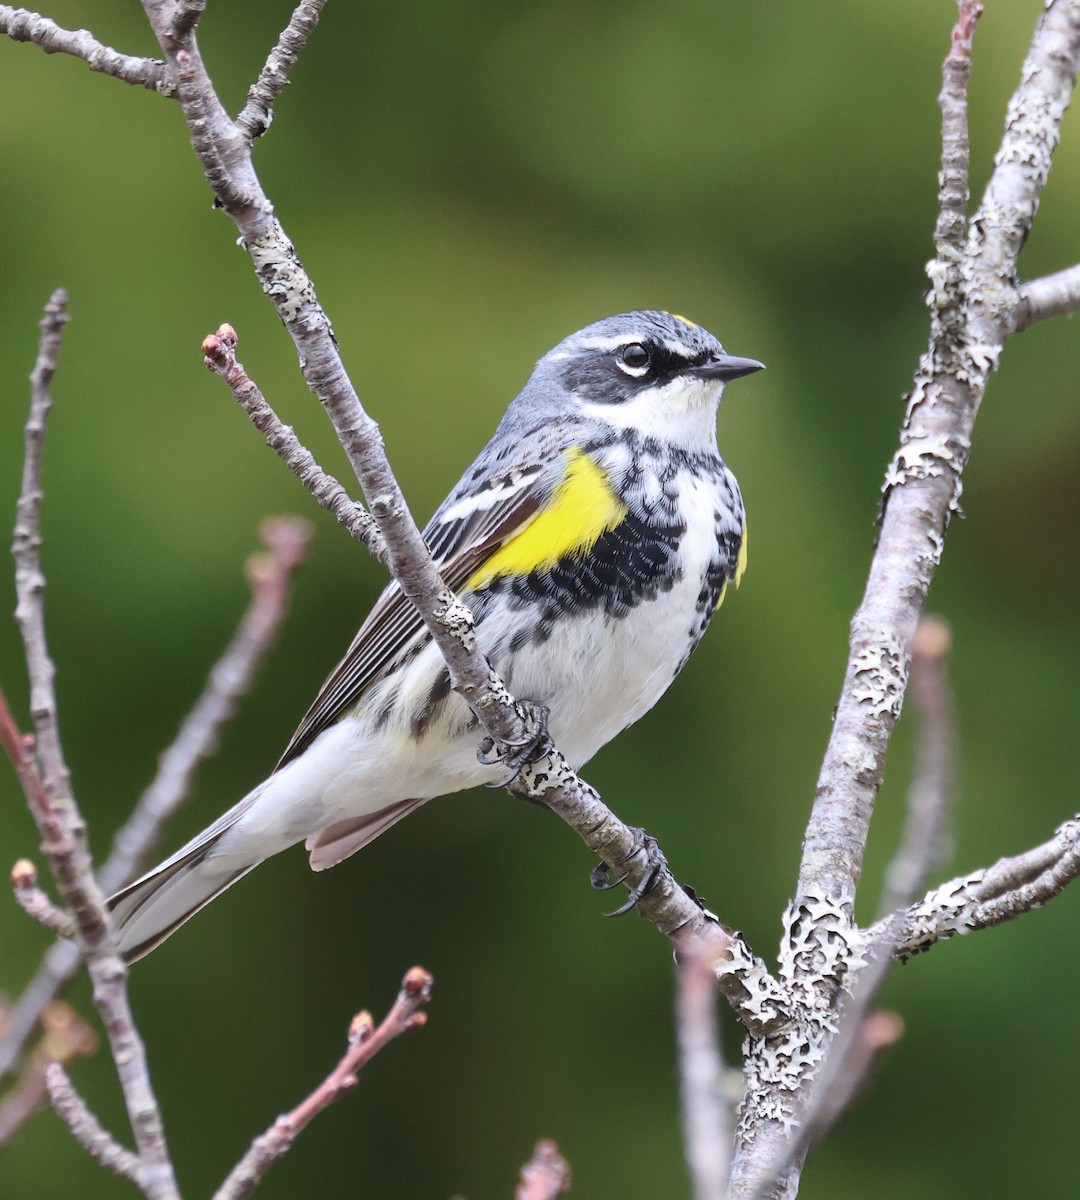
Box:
(110, 310, 763, 960)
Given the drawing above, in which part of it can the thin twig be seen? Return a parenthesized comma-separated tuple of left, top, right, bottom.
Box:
(0, 6, 170, 92)
(202, 327, 388, 566)
(1014, 262, 1080, 330)
(10, 859, 75, 938)
(877, 615, 956, 918)
(236, 0, 326, 141)
(45, 1062, 140, 1183)
(0, 518, 310, 1085)
(10, 292, 180, 1200)
(878, 814, 1080, 958)
(935, 0, 981, 254)
(515, 1139, 572, 1200)
(213, 967, 434, 1200)
(99, 513, 312, 895)
(676, 950, 732, 1200)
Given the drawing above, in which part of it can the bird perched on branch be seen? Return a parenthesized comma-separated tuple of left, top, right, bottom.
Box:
(109, 310, 763, 960)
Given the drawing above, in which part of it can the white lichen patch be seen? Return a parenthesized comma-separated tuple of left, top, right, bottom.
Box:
(851, 638, 907, 721)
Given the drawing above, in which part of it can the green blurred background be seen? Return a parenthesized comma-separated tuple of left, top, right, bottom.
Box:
(1, 1, 1078, 1197)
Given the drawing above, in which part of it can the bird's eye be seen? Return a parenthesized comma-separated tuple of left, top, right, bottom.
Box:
(618, 343, 651, 373)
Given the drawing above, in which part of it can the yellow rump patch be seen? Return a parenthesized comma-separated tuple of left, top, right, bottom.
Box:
(466, 448, 627, 590)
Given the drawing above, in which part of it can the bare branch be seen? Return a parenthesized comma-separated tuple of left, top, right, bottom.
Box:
(1014, 262, 1080, 330)
(99, 513, 312, 895)
(10, 859, 75, 938)
(9, 291, 180, 1199)
(14, 287, 72, 810)
(44, 1062, 140, 1184)
(202, 326, 388, 566)
(676, 950, 732, 1200)
(236, 0, 326, 141)
(0, 6, 170, 92)
(877, 615, 956, 918)
(515, 1139, 572, 1200)
(0, 520, 306, 1086)
(213, 968, 434, 1200)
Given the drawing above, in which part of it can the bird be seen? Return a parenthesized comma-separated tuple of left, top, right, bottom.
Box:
(108, 310, 763, 960)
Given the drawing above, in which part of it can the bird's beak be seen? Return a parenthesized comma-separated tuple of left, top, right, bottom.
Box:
(690, 354, 766, 382)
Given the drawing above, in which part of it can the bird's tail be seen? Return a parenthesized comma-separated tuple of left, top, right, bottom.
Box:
(107, 787, 285, 962)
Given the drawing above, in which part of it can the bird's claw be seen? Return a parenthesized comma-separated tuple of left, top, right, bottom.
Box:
(476, 701, 553, 787)
(590, 829, 668, 917)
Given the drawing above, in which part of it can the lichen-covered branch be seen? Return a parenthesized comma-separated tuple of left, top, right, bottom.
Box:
(213, 968, 434, 1200)
(884, 816, 1080, 958)
(0, 5, 170, 92)
(731, 5, 1080, 1197)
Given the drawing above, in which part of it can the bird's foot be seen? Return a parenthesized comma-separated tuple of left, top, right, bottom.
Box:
(476, 700, 554, 787)
(589, 828, 669, 917)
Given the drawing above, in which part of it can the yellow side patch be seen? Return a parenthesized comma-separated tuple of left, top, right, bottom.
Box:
(735, 520, 748, 587)
(466, 448, 627, 590)
(717, 522, 748, 611)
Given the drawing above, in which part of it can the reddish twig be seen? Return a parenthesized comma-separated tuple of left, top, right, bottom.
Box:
(515, 1139, 572, 1200)
(213, 968, 434, 1200)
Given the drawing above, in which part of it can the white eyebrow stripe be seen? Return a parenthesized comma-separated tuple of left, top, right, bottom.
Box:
(574, 333, 653, 352)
